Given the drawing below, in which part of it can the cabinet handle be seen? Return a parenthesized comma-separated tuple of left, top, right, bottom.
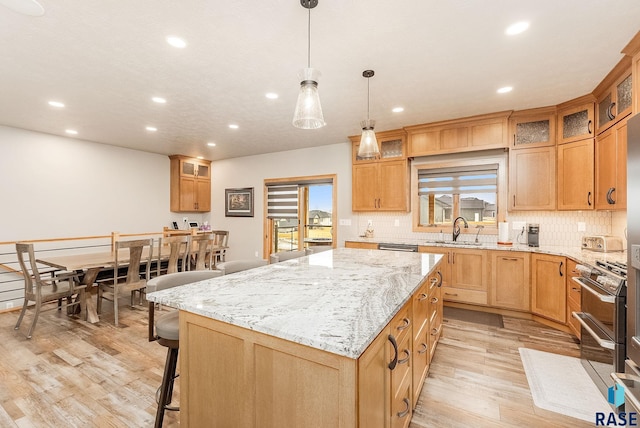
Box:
(502, 257, 518, 261)
(388, 335, 399, 370)
(431, 297, 439, 304)
(417, 343, 428, 354)
(587, 191, 592, 206)
(588, 119, 592, 134)
(559, 261, 564, 277)
(513, 194, 516, 206)
(447, 252, 450, 264)
(571, 287, 581, 293)
(397, 318, 411, 331)
(444, 292, 458, 297)
(436, 270, 443, 287)
(397, 398, 411, 418)
(513, 134, 516, 147)
(398, 349, 411, 365)
(452, 252, 455, 264)
(418, 293, 429, 301)
(431, 325, 442, 336)
(607, 187, 616, 205)
(607, 102, 617, 121)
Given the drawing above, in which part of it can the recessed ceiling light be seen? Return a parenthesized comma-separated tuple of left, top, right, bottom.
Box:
(166, 36, 187, 48)
(497, 86, 513, 94)
(505, 21, 529, 35)
(48, 100, 65, 108)
(265, 93, 279, 99)
(207, 142, 216, 147)
(65, 129, 78, 135)
(229, 124, 239, 129)
(392, 107, 404, 113)
(0, 0, 44, 16)
(152, 97, 167, 104)
(196, 156, 204, 160)
(146, 126, 158, 132)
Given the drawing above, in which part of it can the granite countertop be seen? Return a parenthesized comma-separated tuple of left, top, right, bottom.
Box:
(147, 248, 443, 359)
(345, 237, 627, 266)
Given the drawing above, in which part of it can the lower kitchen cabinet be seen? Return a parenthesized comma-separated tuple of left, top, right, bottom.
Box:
(531, 253, 567, 323)
(444, 248, 488, 305)
(345, 241, 379, 250)
(566, 259, 582, 339)
(490, 251, 530, 311)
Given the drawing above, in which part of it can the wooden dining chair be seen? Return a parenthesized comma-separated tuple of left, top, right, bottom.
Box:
(14, 243, 86, 339)
(97, 238, 153, 327)
(211, 230, 229, 264)
(190, 233, 214, 270)
(157, 235, 191, 276)
(147, 270, 223, 427)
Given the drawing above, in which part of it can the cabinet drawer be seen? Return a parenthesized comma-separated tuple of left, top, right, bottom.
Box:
(442, 287, 487, 305)
(413, 281, 430, 341)
(428, 286, 442, 324)
(391, 304, 412, 345)
(412, 322, 429, 408)
(567, 299, 581, 339)
(391, 370, 412, 428)
(390, 331, 412, 407)
(567, 279, 581, 307)
(429, 312, 443, 361)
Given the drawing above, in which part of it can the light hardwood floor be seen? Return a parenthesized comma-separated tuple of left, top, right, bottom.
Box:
(1, 302, 593, 427)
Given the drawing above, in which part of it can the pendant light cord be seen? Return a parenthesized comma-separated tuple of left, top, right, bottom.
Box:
(367, 78, 370, 120)
(307, 4, 311, 68)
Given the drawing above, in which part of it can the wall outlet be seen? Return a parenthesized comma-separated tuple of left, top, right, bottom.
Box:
(182, 217, 188, 223)
(577, 222, 586, 231)
(339, 219, 351, 226)
(255, 251, 259, 258)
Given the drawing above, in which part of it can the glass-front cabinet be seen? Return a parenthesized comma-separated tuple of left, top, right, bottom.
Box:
(508, 107, 556, 150)
(557, 95, 595, 145)
(595, 58, 633, 135)
(352, 129, 407, 163)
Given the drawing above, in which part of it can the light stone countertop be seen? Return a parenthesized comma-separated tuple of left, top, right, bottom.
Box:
(147, 248, 443, 359)
(345, 237, 627, 266)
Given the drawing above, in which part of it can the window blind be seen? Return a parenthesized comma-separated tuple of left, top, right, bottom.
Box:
(418, 164, 498, 195)
(266, 184, 299, 219)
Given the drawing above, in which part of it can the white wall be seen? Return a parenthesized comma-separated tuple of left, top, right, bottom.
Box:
(209, 143, 353, 260)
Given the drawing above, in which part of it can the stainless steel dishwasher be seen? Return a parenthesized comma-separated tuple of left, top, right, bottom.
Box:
(377, 243, 419, 252)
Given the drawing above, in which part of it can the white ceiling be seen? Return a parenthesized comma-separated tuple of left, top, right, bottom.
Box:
(1, 1, 639, 161)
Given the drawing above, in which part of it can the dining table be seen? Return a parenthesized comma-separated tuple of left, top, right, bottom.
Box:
(36, 244, 225, 323)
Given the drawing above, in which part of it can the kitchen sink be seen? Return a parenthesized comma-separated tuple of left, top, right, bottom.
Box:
(425, 240, 483, 246)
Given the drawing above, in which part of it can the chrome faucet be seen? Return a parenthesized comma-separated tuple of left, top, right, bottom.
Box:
(452, 216, 468, 242)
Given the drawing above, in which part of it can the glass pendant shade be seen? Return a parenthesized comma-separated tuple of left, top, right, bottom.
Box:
(358, 119, 379, 158)
(292, 68, 326, 129)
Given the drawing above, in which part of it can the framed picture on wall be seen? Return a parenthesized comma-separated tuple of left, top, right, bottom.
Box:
(225, 187, 254, 217)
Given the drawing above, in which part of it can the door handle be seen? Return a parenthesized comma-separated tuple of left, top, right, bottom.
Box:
(388, 335, 398, 370)
(587, 119, 592, 134)
(559, 261, 564, 277)
(607, 187, 616, 204)
(587, 192, 592, 206)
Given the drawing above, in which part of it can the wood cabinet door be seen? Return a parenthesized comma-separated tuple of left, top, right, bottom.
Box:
(490, 252, 530, 311)
(179, 176, 197, 211)
(352, 164, 378, 211)
(378, 160, 408, 211)
(596, 120, 627, 210)
(558, 102, 595, 145)
(196, 178, 211, 211)
(509, 146, 556, 210)
(557, 139, 594, 210)
(449, 249, 487, 291)
(531, 254, 566, 323)
(358, 329, 390, 428)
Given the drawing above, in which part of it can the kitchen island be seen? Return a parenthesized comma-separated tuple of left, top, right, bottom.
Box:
(147, 248, 443, 427)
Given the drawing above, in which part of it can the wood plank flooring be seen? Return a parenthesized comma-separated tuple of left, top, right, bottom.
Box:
(0, 302, 594, 427)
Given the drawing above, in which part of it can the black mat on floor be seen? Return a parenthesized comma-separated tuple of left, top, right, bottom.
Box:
(443, 306, 504, 328)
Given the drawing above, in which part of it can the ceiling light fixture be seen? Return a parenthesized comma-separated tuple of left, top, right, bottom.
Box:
(266, 93, 279, 99)
(292, 0, 325, 130)
(229, 124, 239, 129)
(505, 21, 529, 35)
(357, 70, 379, 159)
(146, 126, 157, 132)
(65, 129, 78, 135)
(152, 97, 167, 104)
(497, 86, 513, 94)
(207, 142, 216, 147)
(166, 36, 187, 48)
(392, 107, 404, 113)
(48, 101, 65, 108)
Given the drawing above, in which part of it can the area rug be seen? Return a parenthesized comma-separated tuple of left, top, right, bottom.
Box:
(519, 348, 612, 423)
(443, 306, 504, 328)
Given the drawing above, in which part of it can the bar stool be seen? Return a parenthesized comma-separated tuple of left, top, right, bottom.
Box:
(216, 258, 267, 275)
(147, 270, 222, 427)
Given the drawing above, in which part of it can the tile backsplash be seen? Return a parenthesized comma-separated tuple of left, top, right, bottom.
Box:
(349, 211, 628, 248)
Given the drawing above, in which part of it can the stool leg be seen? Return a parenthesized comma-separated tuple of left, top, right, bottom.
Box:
(155, 347, 179, 428)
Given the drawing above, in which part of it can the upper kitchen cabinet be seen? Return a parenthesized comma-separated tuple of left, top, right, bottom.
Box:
(509, 146, 556, 211)
(622, 31, 640, 114)
(352, 129, 407, 164)
(595, 118, 628, 210)
(406, 111, 510, 157)
(351, 130, 409, 212)
(556, 95, 595, 145)
(509, 107, 557, 150)
(169, 155, 211, 212)
(557, 139, 594, 210)
(594, 57, 633, 135)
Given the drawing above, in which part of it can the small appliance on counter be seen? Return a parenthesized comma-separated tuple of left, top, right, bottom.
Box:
(527, 223, 539, 247)
(581, 235, 624, 252)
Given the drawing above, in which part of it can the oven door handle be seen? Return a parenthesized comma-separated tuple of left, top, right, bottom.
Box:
(611, 373, 640, 411)
(571, 277, 616, 303)
(572, 312, 615, 350)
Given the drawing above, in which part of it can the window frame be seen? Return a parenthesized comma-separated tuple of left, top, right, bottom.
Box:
(411, 152, 507, 235)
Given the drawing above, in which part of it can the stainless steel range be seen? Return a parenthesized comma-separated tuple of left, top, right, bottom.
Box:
(572, 259, 627, 401)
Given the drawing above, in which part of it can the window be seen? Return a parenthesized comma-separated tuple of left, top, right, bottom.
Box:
(412, 154, 506, 232)
(264, 175, 336, 257)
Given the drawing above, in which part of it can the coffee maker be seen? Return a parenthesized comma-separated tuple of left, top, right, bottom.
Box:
(527, 223, 539, 247)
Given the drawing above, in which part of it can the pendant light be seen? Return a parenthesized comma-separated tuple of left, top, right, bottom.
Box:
(292, 0, 326, 129)
(357, 70, 380, 158)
